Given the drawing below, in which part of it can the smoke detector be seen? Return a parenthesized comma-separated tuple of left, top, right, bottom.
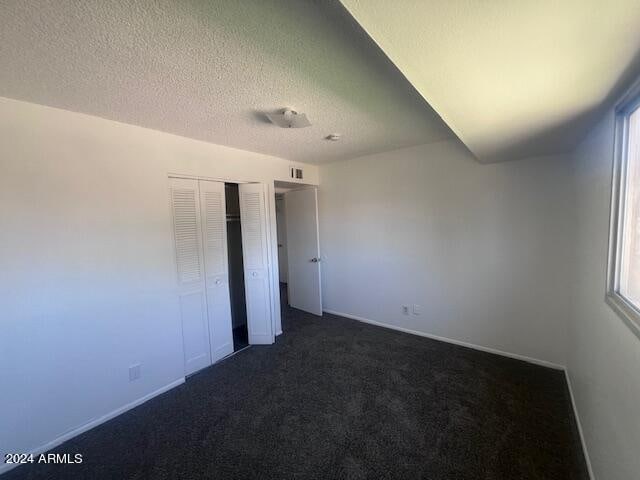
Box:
(266, 108, 311, 128)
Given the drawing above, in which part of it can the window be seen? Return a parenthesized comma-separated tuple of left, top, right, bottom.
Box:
(607, 94, 640, 338)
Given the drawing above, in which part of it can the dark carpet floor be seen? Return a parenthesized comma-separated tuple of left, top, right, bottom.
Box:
(4, 288, 589, 480)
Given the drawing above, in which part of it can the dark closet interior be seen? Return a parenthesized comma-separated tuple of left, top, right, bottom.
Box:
(225, 183, 248, 351)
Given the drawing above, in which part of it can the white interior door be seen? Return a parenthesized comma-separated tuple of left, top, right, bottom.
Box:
(169, 178, 211, 375)
(239, 183, 274, 345)
(284, 188, 322, 316)
(199, 180, 234, 363)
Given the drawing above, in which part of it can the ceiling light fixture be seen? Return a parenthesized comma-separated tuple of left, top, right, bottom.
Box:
(265, 108, 311, 128)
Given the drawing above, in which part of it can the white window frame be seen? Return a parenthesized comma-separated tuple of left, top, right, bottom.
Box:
(606, 83, 640, 340)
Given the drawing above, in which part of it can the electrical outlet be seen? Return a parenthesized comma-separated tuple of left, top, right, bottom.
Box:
(402, 305, 409, 315)
(413, 304, 422, 315)
(129, 364, 141, 382)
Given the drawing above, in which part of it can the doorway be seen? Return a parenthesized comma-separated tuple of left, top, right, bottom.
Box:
(274, 181, 323, 318)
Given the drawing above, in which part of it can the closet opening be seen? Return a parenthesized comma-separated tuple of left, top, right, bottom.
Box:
(225, 183, 249, 352)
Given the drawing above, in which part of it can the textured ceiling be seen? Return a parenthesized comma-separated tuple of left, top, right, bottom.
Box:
(0, 0, 453, 165)
(340, 0, 640, 163)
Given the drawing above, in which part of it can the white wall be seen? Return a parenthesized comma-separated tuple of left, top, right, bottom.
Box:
(0, 97, 318, 467)
(319, 141, 573, 366)
(568, 111, 640, 480)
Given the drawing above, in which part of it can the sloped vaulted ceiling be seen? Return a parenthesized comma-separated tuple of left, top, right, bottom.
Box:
(340, 0, 640, 163)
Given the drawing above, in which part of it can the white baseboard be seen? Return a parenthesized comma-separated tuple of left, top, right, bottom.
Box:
(564, 370, 595, 479)
(0, 378, 185, 476)
(323, 309, 565, 370)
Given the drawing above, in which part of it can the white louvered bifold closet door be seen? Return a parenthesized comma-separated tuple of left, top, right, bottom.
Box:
(169, 178, 211, 375)
(198, 180, 234, 362)
(239, 183, 274, 345)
